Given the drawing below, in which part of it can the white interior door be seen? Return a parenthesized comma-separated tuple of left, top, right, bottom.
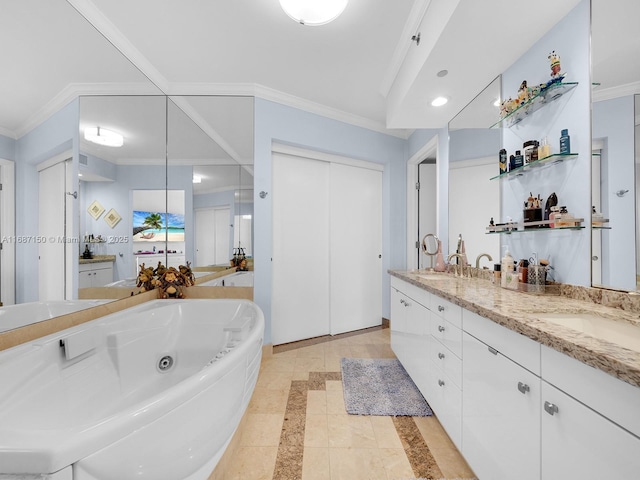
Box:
(213, 207, 230, 264)
(330, 163, 382, 335)
(195, 206, 230, 266)
(272, 153, 330, 345)
(419, 162, 437, 269)
(39, 161, 66, 300)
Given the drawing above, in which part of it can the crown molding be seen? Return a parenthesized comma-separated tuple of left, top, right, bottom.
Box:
(0, 126, 16, 140)
(592, 80, 640, 103)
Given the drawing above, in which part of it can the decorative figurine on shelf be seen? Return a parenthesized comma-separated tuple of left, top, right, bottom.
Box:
(517, 80, 532, 106)
(157, 267, 187, 299)
(179, 262, 195, 287)
(136, 263, 156, 292)
(154, 261, 167, 277)
(546, 50, 566, 88)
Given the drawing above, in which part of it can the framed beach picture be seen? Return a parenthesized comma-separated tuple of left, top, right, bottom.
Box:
(104, 208, 122, 228)
(132, 210, 185, 242)
(87, 200, 105, 220)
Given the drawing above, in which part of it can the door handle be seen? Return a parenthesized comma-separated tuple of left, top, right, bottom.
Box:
(544, 401, 559, 416)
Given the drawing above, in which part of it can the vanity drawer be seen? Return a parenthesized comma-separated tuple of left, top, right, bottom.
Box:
(463, 309, 540, 376)
(427, 334, 462, 388)
(425, 359, 462, 449)
(390, 276, 431, 308)
(431, 295, 462, 328)
(431, 317, 462, 359)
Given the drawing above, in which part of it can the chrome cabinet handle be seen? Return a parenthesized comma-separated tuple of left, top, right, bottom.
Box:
(399, 299, 405, 305)
(438, 325, 445, 332)
(438, 379, 445, 387)
(488, 346, 498, 355)
(544, 401, 559, 416)
(438, 305, 445, 312)
(517, 382, 530, 394)
(438, 352, 445, 359)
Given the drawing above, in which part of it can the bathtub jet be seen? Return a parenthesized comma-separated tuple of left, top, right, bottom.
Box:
(0, 299, 264, 480)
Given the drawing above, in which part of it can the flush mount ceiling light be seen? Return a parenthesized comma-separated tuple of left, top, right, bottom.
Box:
(431, 96, 449, 107)
(279, 0, 348, 26)
(84, 127, 123, 147)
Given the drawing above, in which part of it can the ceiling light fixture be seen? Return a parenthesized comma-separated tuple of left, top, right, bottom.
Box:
(431, 96, 449, 107)
(84, 127, 123, 147)
(192, 175, 202, 184)
(279, 0, 348, 26)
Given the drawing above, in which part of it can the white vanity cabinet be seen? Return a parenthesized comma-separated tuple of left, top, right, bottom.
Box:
(78, 262, 114, 288)
(390, 277, 430, 391)
(462, 311, 541, 480)
(424, 295, 463, 449)
(540, 346, 640, 479)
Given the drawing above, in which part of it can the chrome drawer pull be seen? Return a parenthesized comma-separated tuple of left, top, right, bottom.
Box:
(438, 305, 445, 312)
(544, 401, 559, 416)
(438, 379, 445, 387)
(438, 325, 445, 332)
(488, 346, 498, 355)
(517, 382, 530, 394)
(438, 352, 445, 360)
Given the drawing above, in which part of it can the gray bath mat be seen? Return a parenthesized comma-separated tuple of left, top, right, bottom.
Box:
(340, 358, 432, 416)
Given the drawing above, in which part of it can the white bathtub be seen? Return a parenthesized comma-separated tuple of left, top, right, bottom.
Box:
(0, 300, 110, 333)
(199, 270, 254, 287)
(0, 299, 264, 480)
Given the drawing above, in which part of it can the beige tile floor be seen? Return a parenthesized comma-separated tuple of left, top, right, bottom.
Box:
(225, 328, 476, 480)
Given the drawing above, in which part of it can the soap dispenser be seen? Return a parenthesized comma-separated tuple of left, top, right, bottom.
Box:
(501, 247, 515, 289)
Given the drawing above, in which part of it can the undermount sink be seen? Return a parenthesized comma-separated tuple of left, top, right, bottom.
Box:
(414, 273, 449, 281)
(536, 313, 640, 352)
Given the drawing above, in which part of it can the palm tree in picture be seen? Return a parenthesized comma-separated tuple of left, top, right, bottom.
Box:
(134, 212, 163, 239)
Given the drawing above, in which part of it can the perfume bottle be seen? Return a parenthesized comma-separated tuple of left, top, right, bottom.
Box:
(538, 137, 551, 159)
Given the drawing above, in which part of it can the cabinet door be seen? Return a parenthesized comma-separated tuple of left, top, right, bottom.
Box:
(78, 270, 94, 289)
(462, 332, 540, 480)
(541, 381, 640, 480)
(93, 267, 113, 286)
(403, 297, 429, 389)
(390, 288, 407, 363)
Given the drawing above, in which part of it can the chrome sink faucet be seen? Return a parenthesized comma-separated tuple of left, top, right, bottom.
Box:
(447, 253, 464, 277)
(475, 253, 493, 269)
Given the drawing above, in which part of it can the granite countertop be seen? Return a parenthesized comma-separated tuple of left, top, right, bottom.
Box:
(390, 270, 640, 389)
(79, 255, 117, 264)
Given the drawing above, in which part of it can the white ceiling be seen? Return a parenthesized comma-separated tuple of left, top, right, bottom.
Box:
(1, 0, 638, 143)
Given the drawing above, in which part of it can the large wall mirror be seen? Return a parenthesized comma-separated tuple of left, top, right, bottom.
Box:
(448, 76, 502, 268)
(1, 0, 255, 333)
(591, 0, 640, 292)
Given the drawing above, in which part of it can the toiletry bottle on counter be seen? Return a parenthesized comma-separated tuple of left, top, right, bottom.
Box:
(501, 248, 514, 288)
(560, 129, 570, 154)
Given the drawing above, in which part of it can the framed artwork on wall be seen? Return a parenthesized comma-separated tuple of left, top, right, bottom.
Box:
(87, 200, 105, 220)
(104, 208, 122, 228)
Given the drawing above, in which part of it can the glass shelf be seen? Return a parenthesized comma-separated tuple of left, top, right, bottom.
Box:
(486, 225, 585, 235)
(490, 82, 579, 129)
(490, 153, 578, 181)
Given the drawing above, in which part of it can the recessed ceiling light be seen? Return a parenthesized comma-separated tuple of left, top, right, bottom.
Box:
(431, 96, 448, 107)
(436, 70, 448, 78)
(279, 0, 348, 26)
(84, 127, 123, 147)
(192, 175, 202, 184)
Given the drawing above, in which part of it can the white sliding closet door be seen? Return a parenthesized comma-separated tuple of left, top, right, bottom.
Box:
(272, 154, 330, 345)
(272, 149, 383, 345)
(330, 163, 382, 335)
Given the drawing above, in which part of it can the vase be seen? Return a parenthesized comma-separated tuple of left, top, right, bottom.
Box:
(434, 240, 446, 272)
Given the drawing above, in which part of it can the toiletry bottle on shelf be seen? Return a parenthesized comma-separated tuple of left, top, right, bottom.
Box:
(538, 137, 551, 159)
(560, 129, 570, 154)
(501, 247, 514, 288)
(499, 149, 508, 174)
(513, 150, 524, 169)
